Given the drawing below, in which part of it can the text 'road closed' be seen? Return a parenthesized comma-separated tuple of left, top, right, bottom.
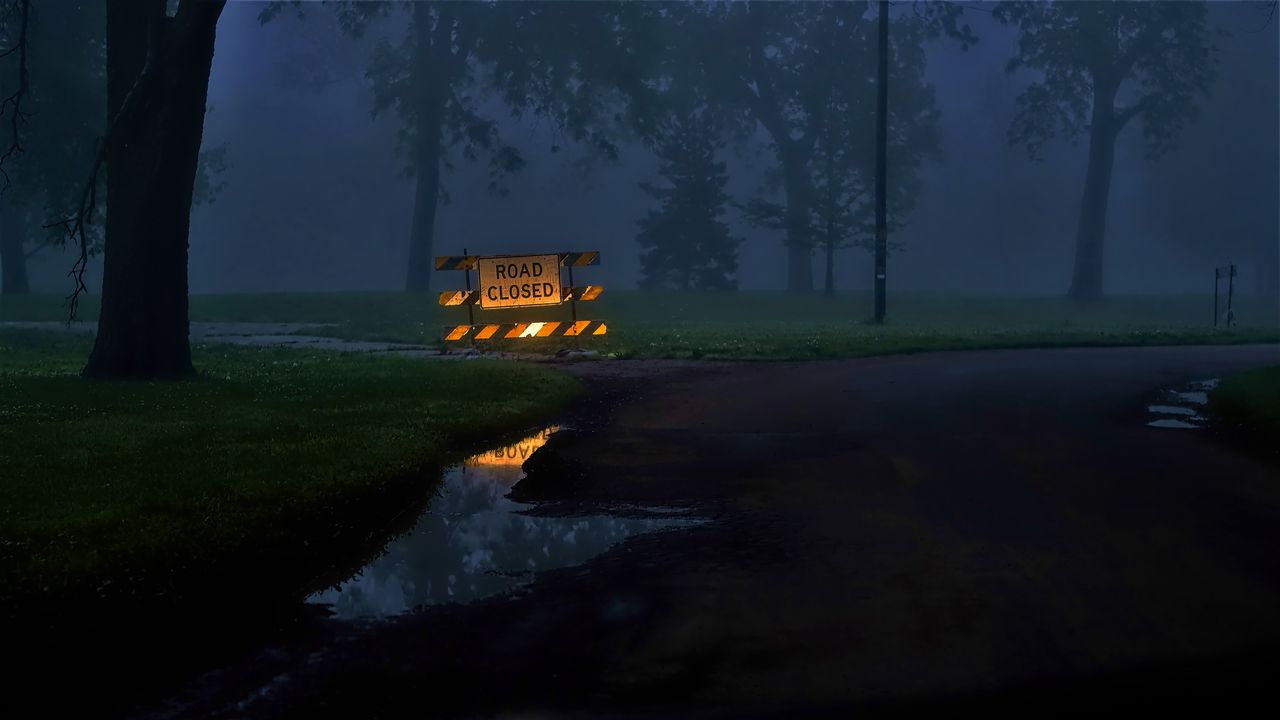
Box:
(477, 254, 562, 309)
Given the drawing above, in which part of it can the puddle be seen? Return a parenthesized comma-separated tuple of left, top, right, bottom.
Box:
(1147, 404, 1197, 416)
(1145, 378, 1217, 430)
(1148, 418, 1201, 430)
(307, 427, 700, 620)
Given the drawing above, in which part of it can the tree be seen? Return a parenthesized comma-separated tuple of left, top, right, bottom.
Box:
(265, 1, 661, 293)
(0, 192, 27, 293)
(717, 1, 830, 294)
(0, 0, 105, 295)
(736, 2, 944, 295)
(677, 1, 968, 293)
(636, 113, 741, 291)
(995, 0, 1217, 301)
(61, 0, 227, 378)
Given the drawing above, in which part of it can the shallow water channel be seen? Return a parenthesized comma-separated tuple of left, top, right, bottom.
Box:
(307, 426, 700, 620)
(1146, 378, 1218, 430)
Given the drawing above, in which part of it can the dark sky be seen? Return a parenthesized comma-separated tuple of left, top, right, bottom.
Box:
(27, 1, 1280, 296)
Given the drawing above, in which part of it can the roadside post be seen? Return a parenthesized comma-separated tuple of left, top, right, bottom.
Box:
(435, 251, 606, 343)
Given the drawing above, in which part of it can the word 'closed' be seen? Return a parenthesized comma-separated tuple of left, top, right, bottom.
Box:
(477, 254, 562, 309)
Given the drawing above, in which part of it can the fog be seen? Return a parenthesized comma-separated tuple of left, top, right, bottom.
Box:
(22, 1, 1279, 297)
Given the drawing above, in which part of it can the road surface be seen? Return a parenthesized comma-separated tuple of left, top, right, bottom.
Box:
(130, 344, 1280, 716)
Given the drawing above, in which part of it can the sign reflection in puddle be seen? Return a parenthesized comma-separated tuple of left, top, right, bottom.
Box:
(309, 427, 699, 620)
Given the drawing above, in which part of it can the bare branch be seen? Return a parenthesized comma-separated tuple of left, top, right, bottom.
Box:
(47, 19, 165, 321)
(45, 136, 101, 321)
(1245, 0, 1279, 33)
(1113, 93, 1158, 134)
(0, 0, 31, 194)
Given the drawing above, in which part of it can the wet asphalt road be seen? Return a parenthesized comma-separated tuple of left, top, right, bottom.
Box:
(136, 344, 1280, 717)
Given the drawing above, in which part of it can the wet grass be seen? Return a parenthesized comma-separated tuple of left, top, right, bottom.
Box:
(341, 291, 1278, 359)
(1211, 365, 1280, 465)
(4, 291, 1278, 359)
(0, 328, 581, 616)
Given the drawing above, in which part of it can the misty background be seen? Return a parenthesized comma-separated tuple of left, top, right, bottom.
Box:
(21, 0, 1279, 296)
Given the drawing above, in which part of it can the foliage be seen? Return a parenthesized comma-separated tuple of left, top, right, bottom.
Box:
(265, 1, 661, 193)
(0, 1, 229, 265)
(671, 1, 968, 285)
(1211, 366, 1280, 437)
(995, 0, 1217, 160)
(0, 0, 105, 256)
(1211, 364, 1280, 466)
(636, 113, 741, 291)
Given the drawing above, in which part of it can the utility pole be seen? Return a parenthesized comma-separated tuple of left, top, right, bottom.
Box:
(874, 0, 888, 324)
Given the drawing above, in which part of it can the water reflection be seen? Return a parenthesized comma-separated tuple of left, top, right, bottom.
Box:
(308, 428, 699, 620)
(1145, 378, 1217, 430)
(462, 425, 560, 487)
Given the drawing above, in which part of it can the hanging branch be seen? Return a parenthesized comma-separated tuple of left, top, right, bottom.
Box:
(47, 12, 165, 321)
(48, 0, 225, 321)
(0, 0, 31, 194)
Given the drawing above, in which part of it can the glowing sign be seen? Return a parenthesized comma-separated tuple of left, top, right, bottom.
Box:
(435, 251, 604, 341)
(476, 254, 562, 310)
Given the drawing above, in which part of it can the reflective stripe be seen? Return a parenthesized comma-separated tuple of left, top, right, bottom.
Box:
(562, 285, 603, 302)
(559, 251, 600, 267)
(438, 290, 479, 306)
(442, 320, 607, 341)
(434, 256, 479, 271)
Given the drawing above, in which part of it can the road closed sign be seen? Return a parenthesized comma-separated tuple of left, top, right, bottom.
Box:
(476, 254, 562, 309)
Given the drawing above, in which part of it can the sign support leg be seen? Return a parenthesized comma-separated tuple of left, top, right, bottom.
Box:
(567, 263, 580, 350)
(464, 247, 475, 348)
(568, 264, 578, 323)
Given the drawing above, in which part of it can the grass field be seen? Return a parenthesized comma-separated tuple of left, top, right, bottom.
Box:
(1211, 365, 1280, 465)
(0, 329, 580, 617)
(6, 290, 1276, 359)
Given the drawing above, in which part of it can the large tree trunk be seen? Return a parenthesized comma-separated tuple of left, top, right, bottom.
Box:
(403, 121, 442, 293)
(823, 236, 834, 296)
(782, 155, 813, 293)
(1068, 93, 1117, 301)
(0, 197, 29, 295)
(404, 3, 444, 293)
(85, 0, 225, 379)
(823, 152, 835, 296)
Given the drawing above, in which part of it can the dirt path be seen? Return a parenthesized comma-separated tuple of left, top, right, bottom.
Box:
(112, 344, 1280, 716)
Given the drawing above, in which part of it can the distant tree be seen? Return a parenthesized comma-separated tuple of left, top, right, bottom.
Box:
(676, 1, 969, 294)
(45, 0, 228, 379)
(995, 0, 1218, 301)
(738, 2, 942, 296)
(636, 113, 741, 291)
(0, 0, 104, 295)
(263, 1, 662, 293)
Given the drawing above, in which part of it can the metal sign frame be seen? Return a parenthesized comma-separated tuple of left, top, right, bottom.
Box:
(435, 250, 606, 343)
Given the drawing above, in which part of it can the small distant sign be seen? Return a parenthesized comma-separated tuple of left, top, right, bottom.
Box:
(477, 254, 562, 309)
